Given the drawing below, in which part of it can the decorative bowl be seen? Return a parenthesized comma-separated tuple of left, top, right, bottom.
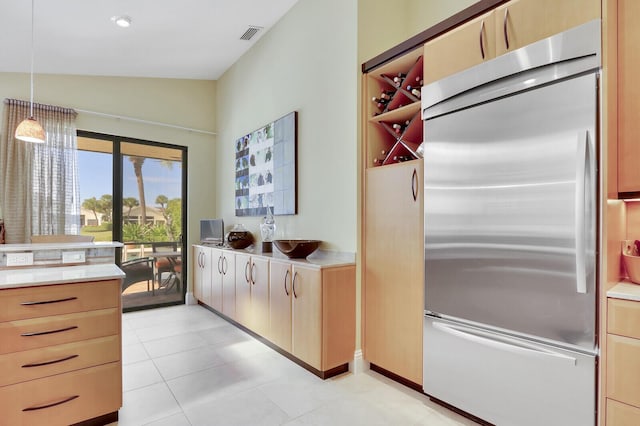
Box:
(273, 239, 321, 258)
(622, 240, 640, 284)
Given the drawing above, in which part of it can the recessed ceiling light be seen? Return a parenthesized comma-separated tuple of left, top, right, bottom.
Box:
(110, 15, 132, 28)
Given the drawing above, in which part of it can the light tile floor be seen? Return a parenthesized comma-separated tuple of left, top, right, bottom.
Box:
(112, 304, 478, 426)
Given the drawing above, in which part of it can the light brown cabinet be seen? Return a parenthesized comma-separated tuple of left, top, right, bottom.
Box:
(363, 160, 424, 385)
(211, 247, 235, 317)
(193, 245, 212, 306)
(270, 261, 355, 373)
(0, 279, 122, 425)
(423, 0, 600, 86)
(606, 297, 640, 423)
(423, 10, 496, 85)
(235, 253, 270, 338)
(618, 0, 640, 193)
(495, 0, 599, 56)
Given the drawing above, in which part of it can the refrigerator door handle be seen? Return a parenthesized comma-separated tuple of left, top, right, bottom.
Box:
(432, 321, 577, 366)
(575, 131, 589, 294)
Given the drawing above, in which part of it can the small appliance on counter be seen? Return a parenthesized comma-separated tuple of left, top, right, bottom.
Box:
(622, 239, 640, 284)
(260, 208, 276, 253)
(200, 218, 224, 246)
(225, 224, 253, 249)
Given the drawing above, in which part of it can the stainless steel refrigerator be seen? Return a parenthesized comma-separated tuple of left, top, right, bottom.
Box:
(421, 20, 600, 426)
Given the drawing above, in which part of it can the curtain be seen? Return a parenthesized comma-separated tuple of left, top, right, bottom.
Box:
(0, 99, 79, 243)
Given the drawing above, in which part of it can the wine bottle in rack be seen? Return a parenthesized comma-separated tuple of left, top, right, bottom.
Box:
(372, 96, 389, 105)
(393, 155, 413, 162)
(392, 123, 405, 134)
(410, 88, 421, 98)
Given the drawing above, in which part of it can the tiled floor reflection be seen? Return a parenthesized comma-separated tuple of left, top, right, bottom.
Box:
(112, 304, 478, 425)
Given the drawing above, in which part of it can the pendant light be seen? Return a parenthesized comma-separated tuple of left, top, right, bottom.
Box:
(15, 0, 45, 144)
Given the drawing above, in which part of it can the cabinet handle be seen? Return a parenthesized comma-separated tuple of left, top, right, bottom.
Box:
(292, 271, 299, 299)
(222, 256, 228, 275)
(200, 252, 204, 268)
(244, 261, 250, 284)
(411, 168, 418, 202)
(20, 296, 78, 306)
(479, 20, 486, 59)
(284, 269, 290, 296)
(251, 262, 256, 284)
(21, 325, 78, 337)
(503, 8, 510, 50)
(23, 395, 79, 412)
(218, 255, 223, 274)
(22, 354, 79, 368)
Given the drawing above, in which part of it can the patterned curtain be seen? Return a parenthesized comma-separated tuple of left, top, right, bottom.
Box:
(0, 99, 79, 243)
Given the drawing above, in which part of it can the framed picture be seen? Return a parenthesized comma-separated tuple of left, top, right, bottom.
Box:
(234, 111, 297, 216)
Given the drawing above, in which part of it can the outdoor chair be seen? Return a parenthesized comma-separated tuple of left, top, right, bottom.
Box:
(121, 257, 155, 294)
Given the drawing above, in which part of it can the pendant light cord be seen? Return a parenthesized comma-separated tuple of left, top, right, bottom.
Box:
(29, 0, 35, 118)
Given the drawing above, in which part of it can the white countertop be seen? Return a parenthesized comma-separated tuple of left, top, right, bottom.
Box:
(194, 244, 355, 269)
(0, 264, 125, 289)
(608, 282, 640, 302)
(0, 242, 123, 252)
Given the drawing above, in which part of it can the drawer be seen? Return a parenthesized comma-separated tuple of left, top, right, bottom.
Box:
(0, 279, 120, 322)
(608, 298, 640, 339)
(607, 398, 640, 426)
(0, 335, 119, 387)
(0, 308, 119, 354)
(607, 334, 640, 407)
(0, 361, 121, 426)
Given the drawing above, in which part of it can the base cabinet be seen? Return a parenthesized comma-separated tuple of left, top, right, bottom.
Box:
(0, 279, 122, 425)
(211, 248, 235, 317)
(270, 261, 355, 372)
(607, 398, 640, 426)
(235, 254, 270, 338)
(193, 245, 213, 306)
(364, 161, 424, 385)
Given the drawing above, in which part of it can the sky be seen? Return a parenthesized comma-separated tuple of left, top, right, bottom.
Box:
(77, 151, 182, 205)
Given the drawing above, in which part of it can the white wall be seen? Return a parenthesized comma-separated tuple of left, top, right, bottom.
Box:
(0, 73, 217, 291)
(215, 0, 358, 253)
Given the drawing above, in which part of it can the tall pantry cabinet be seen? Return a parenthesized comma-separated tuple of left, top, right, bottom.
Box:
(362, 46, 425, 386)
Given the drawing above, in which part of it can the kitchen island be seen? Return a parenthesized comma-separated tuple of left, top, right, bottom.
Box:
(0, 242, 125, 426)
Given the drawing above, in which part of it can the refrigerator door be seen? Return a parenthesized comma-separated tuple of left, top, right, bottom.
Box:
(423, 316, 596, 426)
(423, 71, 597, 350)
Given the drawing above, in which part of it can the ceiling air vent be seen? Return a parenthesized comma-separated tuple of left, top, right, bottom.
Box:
(240, 25, 263, 41)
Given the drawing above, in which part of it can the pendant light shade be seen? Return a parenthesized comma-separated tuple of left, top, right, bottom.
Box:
(15, 117, 45, 143)
(15, 0, 45, 144)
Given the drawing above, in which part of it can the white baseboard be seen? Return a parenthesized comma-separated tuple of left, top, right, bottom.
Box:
(185, 292, 197, 305)
(349, 349, 369, 374)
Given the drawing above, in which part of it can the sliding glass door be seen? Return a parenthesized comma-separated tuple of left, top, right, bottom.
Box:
(77, 131, 187, 311)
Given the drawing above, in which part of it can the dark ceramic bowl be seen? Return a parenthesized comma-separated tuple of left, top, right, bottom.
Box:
(273, 239, 321, 258)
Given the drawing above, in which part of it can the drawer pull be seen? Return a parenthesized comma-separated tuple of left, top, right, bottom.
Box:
(22, 354, 79, 368)
(21, 325, 78, 337)
(20, 296, 78, 306)
(23, 395, 79, 412)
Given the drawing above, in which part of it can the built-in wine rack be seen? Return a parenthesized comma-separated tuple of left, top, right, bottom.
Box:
(365, 48, 423, 168)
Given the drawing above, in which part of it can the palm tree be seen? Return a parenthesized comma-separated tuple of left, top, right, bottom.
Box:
(82, 197, 100, 225)
(155, 195, 175, 240)
(123, 197, 139, 221)
(129, 157, 147, 225)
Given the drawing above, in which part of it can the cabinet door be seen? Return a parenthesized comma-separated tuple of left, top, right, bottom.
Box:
(235, 253, 252, 328)
(291, 265, 322, 370)
(221, 252, 236, 319)
(607, 333, 640, 408)
(193, 246, 204, 302)
(251, 257, 270, 338)
(495, 0, 600, 56)
(364, 161, 424, 385)
(200, 247, 214, 307)
(619, 0, 640, 192)
(423, 11, 495, 85)
(269, 260, 292, 352)
(210, 249, 224, 312)
(607, 398, 640, 426)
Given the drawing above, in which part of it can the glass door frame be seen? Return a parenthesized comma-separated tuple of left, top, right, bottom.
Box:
(77, 130, 188, 312)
